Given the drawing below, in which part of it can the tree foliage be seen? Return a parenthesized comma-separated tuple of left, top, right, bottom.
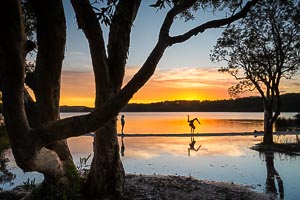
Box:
(211, 0, 300, 98)
(211, 0, 300, 144)
(21, 0, 36, 41)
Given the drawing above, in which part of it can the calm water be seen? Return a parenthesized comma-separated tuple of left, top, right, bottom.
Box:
(1, 112, 299, 200)
(67, 112, 296, 134)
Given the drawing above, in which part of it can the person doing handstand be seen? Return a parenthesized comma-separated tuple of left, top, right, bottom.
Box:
(188, 115, 201, 134)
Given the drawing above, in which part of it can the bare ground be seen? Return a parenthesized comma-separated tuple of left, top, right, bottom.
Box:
(121, 174, 276, 200)
(0, 174, 276, 200)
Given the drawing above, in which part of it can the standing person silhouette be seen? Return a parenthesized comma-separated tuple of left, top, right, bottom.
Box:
(188, 115, 201, 134)
(121, 115, 125, 135)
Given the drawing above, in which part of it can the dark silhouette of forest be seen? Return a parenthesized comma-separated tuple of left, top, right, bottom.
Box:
(58, 93, 300, 112)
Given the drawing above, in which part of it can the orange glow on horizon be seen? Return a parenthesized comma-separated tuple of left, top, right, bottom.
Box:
(128, 85, 230, 104)
(59, 68, 300, 106)
(60, 97, 95, 107)
(60, 69, 231, 106)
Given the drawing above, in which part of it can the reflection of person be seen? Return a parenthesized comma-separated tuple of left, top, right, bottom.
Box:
(188, 115, 201, 134)
(121, 115, 125, 135)
(188, 136, 201, 156)
(120, 135, 125, 157)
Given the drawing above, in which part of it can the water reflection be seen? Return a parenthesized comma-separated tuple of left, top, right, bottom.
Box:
(263, 152, 284, 199)
(0, 156, 16, 191)
(0, 143, 16, 190)
(188, 135, 202, 156)
(3, 134, 300, 199)
(120, 135, 125, 157)
(118, 136, 260, 159)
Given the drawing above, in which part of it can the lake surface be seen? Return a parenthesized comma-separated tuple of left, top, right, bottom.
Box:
(1, 112, 299, 200)
(65, 112, 296, 134)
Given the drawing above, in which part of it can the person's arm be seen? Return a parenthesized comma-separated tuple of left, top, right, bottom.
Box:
(195, 145, 202, 151)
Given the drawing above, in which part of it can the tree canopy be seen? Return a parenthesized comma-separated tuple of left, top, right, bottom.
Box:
(211, 0, 300, 144)
(211, 0, 300, 97)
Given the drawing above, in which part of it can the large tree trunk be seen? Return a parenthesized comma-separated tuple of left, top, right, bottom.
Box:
(84, 119, 125, 199)
(1, 1, 79, 199)
(27, 0, 80, 197)
(263, 105, 274, 144)
(71, 1, 141, 199)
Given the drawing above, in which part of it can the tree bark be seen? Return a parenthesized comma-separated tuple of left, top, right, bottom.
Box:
(71, 1, 142, 199)
(84, 119, 125, 199)
(27, 0, 80, 197)
(263, 103, 274, 144)
(1, 1, 79, 198)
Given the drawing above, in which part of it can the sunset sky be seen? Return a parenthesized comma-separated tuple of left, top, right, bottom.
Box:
(58, 1, 300, 107)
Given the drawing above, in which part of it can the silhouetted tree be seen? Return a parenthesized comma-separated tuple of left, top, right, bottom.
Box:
(211, 0, 300, 144)
(0, 0, 258, 199)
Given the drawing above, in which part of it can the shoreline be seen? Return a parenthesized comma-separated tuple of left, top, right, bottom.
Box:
(122, 174, 275, 200)
(0, 174, 275, 200)
(115, 131, 300, 137)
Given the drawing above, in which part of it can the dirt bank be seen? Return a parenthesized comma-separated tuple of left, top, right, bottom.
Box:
(0, 174, 276, 200)
(122, 174, 275, 200)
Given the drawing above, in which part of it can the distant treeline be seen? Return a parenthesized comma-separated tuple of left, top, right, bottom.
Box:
(59, 93, 300, 112)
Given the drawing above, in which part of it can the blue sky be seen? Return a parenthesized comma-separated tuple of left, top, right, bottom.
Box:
(58, 1, 300, 106)
(62, 1, 224, 71)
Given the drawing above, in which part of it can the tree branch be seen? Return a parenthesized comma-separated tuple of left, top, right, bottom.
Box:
(107, 0, 142, 92)
(34, 40, 169, 144)
(159, 0, 197, 42)
(169, 0, 259, 45)
(71, 0, 110, 104)
(29, 0, 66, 122)
(0, 0, 30, 143)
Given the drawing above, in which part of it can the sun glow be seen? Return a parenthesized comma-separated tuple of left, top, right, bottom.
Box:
(60, 97, 95, 107)
(59, 67, 300, 106)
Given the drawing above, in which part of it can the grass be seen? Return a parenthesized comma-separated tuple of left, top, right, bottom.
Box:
(251, 134, 300, 155)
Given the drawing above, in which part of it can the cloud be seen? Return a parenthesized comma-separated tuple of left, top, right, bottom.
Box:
(60, 66, 300, 105)
(124, 66, 236, 89)
(63, 51, 92, 71)
(60, 71, 95, 106)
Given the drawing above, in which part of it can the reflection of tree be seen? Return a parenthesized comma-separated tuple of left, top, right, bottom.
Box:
(0, 149, 16, 190)
(0, 119, 15, 190)
(264, 152, 284, 199)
